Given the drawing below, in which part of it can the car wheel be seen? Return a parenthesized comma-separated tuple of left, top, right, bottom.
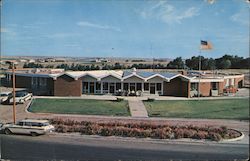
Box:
(5, 128, 12, 135)
(31, 132, 38, 136)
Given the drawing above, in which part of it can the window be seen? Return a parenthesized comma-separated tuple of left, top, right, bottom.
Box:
(136, 83, 142, 91)
(191, 83, 198, 91)
(130, 83, 135, 91)
(116, 83, 121, 90)
(83, 82, 88, 93)
(25, 122, 32, 126)
(40, 78, 47, 86)
(123, 83, 128, 90)
(103, 82, 108, 90)
(96, 82, 101, 91)
(211, 82, 218, 90)
(31, 77, 38, 86)
(156, 83, 162, 91)
(144, 83, 149, 91)
(17, 122, 24, 126)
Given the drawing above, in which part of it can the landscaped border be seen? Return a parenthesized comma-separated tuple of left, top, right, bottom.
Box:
(51, 118, 243, 142)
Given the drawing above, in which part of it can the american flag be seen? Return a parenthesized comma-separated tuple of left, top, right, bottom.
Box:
(200, 40, 213, 50)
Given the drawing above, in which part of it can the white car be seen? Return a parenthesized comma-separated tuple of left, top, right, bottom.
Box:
(0, 92, 11, 103)
(8, 90, 32, 104)
(1, 119, 55, 136)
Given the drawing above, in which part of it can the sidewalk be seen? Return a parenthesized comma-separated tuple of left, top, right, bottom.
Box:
(128, 98, 148, 117)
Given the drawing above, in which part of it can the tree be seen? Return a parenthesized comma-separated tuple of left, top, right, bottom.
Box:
(167, 57, 184, 69)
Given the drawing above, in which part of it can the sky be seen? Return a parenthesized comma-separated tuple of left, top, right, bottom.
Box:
(1, 0, 249, 59)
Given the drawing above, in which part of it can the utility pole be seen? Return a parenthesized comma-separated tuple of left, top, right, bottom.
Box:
(12, 62, 16, 124)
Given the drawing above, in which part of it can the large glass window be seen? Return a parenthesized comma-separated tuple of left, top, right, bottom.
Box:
(130, 83, 135, 91)
(40, 78, 47, 86)
(136, 83, 142, 91)
(116, 83, 121, 91)
(32, 77, 38, 87)
(156, 83, 161, 91)
(103, 82, 108, 90)
(123, 83, 128, 90)
(190, 83, 198, 91)
(83, 82, 89, 93)
(211, 82, 218, 90)
(144, 83, 149, 91)
(96, 82, 101, 91)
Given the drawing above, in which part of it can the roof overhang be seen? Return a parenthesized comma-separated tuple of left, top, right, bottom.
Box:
(145, 74, 168, 81)
(122, 73, 146, 81)
(99, 73, 122, 81)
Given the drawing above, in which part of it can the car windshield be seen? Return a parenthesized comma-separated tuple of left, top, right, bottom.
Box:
(15, 91, 28, 97)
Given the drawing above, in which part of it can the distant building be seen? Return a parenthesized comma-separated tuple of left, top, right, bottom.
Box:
(4, 68, 244, 97)
(91, 58, 110, 63)
(28, 59, 35, 63)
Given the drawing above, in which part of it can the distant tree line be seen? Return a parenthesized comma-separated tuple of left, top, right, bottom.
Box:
(23, 54, 250, 71)
(167, 55, 250, 70)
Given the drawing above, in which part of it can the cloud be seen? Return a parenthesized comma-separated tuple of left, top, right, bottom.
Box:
(77, 21, 121, 32)
(140, 1, 200, 24)
(230, 9, 249, 26)
(44, 33, 80, 38)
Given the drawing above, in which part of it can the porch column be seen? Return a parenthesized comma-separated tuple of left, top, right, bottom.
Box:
(187, 81, 191, 98)
(101, 82, 103, 94)
(121, 82, 123, 91)
(88, 82, 90, 94)
(108, 82, 110, 94)
(161, 82, 163, 95)
(142, 82, 144, 92)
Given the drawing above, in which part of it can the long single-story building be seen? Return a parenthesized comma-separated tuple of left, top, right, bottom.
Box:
(3, 68, 244, 97)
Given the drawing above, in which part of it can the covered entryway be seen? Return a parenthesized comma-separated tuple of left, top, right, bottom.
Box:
(150, 83, 155, 94)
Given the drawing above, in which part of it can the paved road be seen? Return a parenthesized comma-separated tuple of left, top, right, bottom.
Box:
(0, 134, 249, 160)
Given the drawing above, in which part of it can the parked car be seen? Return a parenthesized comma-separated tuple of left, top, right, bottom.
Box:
(1, 119, 55, 136)
(0, 92, 11, 103)
(8, 90, 32, 104)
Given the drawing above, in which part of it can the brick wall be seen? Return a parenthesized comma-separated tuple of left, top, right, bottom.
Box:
(199, 82, 211, 96)
(163, 77, 189, 97)
(14, 75, 32, 89)
(54, 75, 82, 96)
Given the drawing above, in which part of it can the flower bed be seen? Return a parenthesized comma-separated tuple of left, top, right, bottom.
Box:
(51, 118, 241, 141)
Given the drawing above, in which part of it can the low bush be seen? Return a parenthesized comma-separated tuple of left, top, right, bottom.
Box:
(50, 118, 240, 141)
(116, 97, 124, 102)
(147, 98, 155, 102)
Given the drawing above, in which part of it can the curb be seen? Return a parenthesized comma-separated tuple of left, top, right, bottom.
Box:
(220, 130, 245, 142)
(25, 97, 33, 114)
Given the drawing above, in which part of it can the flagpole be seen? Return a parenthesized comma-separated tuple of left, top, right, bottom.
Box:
(198, 47, 201, 100)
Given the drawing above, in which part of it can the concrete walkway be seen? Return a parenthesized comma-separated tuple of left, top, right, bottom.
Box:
(128, 98, 148, 118)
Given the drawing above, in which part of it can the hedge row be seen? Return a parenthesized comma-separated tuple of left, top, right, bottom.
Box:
(51, 118, 240, 141)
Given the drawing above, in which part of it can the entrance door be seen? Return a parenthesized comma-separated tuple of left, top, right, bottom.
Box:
(150, 83, 155, 94)
(90, 82, 95, 94)
(109, 83, 115, 94)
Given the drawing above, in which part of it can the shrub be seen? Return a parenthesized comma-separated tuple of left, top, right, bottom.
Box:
(51, 118, 236, 141)
(208, 132, 222, 141)
(147, 98, 155, 102)
(193, 131, 208, 140)
(116, 97, 124, 102)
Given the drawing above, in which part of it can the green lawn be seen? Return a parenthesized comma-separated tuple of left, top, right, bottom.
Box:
(29, 98, 130, 116)
(144, 98, 249, 120)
